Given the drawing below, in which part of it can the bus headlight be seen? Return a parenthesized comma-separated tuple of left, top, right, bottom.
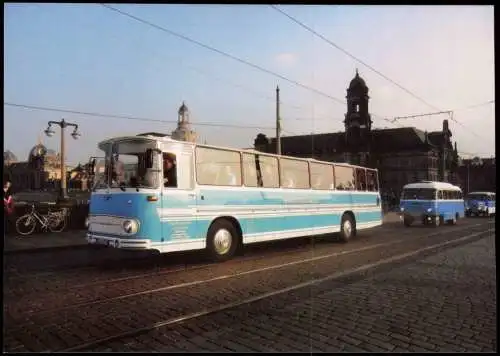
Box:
(122, 220, 139, 234)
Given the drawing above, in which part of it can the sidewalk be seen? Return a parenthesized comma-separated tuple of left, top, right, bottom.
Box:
(4, 212, 400, 254)
(4, 230, 88, 254)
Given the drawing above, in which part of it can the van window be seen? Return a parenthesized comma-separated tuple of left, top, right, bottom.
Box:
(402, 188, 436, 200)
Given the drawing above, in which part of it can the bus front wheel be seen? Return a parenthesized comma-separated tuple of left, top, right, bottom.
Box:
(206, 219, 239, 262)
(339, 213, 356, 243)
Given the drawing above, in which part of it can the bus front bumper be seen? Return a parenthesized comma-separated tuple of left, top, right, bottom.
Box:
(400, 212, 439, 222)
(86, 233, 152, 250)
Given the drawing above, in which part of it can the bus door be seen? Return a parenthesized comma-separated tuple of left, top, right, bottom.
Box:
(161, 150, 199, 244)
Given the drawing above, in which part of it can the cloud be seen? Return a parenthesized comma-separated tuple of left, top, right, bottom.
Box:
(274, 52, 298, 67)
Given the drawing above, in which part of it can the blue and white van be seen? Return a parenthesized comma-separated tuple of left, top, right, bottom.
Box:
(400, 181, 465, 227)
(465, 191, 496, 217)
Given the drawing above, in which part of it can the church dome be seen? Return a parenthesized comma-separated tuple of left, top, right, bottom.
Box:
(178, 101, 189, 115)
(28, 144, 47, 160)
(4, 150, 18, 162)
(348, 69, 368, 91)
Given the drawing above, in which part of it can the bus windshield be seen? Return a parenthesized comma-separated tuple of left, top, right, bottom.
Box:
(467, 193, 491, 201)
(93, 138, 161, 190)
(401, 188, 436, 200)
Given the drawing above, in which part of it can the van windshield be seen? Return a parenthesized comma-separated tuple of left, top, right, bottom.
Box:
(467, 193, 490, 201)
(93, 139, 161, 190)
(401, 188, 436, 200)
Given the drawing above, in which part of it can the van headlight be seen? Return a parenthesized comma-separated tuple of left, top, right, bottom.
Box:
(427, 208, 432, 213)
(400, 207, 404, 212)
(122, 220, 139, 234)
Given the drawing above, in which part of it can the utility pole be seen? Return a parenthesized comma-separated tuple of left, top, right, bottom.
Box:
(276, 86, 282, 155)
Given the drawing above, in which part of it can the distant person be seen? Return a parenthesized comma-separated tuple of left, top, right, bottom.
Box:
(3, 180, 14, 235)
(163, 153, 178, 188)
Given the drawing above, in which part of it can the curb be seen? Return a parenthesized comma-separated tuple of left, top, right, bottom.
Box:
(4, 243, 90, 256)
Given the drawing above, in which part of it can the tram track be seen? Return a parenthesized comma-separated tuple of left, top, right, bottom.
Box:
(3, 221, 494, 352)
(4, 222, 484, 312)
(88, 227, 496, 353)
(3, 221, 405, 295)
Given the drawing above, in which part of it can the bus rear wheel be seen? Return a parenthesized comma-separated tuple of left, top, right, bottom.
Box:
(339, 213, 356, 243)
(206, 219, 239, 262)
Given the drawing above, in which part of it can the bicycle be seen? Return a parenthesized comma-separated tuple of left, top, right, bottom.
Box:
(15, 203, 69, 236)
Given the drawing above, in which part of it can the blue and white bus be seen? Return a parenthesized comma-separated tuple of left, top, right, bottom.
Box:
(400, 181, 465, 227)
(465, 191, 496, 217)
(87, 134, 383, 261)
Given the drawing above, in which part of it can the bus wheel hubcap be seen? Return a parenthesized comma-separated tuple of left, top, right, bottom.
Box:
(343, 220, 352, 236)
(214, 229, 232, 255)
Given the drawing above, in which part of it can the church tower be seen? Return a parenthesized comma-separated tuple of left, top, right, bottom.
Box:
(344, 69, 372, 164)
(171, 101, 197, 143)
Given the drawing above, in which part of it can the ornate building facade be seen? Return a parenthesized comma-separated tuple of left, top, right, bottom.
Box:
(4, 143, 66, 192)
(253, 70, 460, 197)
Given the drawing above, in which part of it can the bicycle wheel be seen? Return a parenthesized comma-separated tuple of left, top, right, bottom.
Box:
(16, 214, 37, 236)
(48, 214, 67, 233)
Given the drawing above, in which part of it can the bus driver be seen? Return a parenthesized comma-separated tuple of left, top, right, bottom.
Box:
(163, 153, 177, 188)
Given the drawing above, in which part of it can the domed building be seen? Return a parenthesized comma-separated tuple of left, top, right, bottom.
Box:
(4, 150, 18, 166)
(4, 138, 68, 192)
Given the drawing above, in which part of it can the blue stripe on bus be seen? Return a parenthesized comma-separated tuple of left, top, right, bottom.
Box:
(90, 190, 381, 242)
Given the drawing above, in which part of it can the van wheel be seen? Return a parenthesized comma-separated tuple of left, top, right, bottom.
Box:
(339, 213, 356, 243)
(206, 219, 239, 262)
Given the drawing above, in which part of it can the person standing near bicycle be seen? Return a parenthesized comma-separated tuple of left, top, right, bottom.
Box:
(3, 180, 14, 235)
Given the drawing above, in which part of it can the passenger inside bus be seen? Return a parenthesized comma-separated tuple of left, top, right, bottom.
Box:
(224, 166, 237, 186)
(163, 153, 177, 188)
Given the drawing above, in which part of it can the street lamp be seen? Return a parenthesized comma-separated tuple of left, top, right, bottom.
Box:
(44, 118, 81, 200)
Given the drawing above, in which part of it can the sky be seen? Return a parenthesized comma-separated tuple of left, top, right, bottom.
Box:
(4, 4, 495, 165)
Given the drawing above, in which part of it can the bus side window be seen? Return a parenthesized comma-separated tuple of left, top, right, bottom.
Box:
(242, 153, 259, 187)
(355, 168, 367, 191)
(334, 165, 354, 191)
(438, 190, 443, 200)
(366, 169, 378, 192)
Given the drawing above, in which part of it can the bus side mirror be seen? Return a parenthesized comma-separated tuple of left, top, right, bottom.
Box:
(145, 149, 154, 169)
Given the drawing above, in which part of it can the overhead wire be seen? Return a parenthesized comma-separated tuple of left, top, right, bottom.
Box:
(270, 5, 490, 139)
(100, 4, 346, 106)
(99, 4, 403, 131)
(3, 102, 276, 131)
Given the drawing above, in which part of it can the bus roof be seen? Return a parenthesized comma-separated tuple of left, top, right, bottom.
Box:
(402, 181, 462, 191)
(467, 191, 496, 195)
